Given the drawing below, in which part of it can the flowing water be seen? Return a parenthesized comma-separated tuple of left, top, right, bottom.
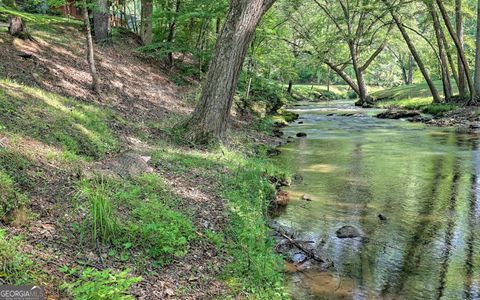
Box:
(275, 100, 480, 300)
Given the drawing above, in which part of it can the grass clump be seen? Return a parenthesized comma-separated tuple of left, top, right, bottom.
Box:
(76, 174, 195, 266)
(0, 229, 35, 284)
(61, 267, 141, 300)
(0, 79, 119, 159)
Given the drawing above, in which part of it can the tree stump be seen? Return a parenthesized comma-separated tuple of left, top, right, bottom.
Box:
(8, 16, 26, 38)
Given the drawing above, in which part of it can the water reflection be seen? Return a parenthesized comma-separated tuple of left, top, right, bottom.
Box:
(276, 101, 480, 299)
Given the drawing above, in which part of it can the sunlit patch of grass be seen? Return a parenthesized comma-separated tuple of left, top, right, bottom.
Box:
(377, 97, 458, 116)
(0, 78, 119, 159)
(0, 229, 36, 284)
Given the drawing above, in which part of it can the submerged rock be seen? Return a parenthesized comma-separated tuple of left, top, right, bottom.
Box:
(336, 225, 363, 239)
(377, 109, 421, 119)
(378, 214, 387, 221)
(296, 132, 307, 137)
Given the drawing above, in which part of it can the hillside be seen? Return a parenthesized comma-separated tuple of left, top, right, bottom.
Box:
(0, 8, 286, 299)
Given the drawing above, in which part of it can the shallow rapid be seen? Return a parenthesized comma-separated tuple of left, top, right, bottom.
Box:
(275, 100, 480, 299)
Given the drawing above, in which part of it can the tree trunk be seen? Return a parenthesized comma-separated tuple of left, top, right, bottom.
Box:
(407, 54, 414, 85)
(183, 0, 277, 143)
(93, 0, 110, 44)
(324, 61, 360, 95)
(167, 0, 181, 67)
(429, 3, 452, 102)
(348, 42, 369, 104)
(456, 0, 466, 99)
(83, 0, 100, 93)
(474, 0, 480, 102)
(436, 0, 473, 100)
(140, 0, 153, 44)
(8, 17, 24, 37)
(385, 0, 442, 104)
(287, 80, 293, 94)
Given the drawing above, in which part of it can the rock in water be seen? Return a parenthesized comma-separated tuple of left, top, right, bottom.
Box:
(377, 109, 421, 119)
(296, 132, 307, 137)
(378, 214, 387, 221)
(301, 194, 313, 201)
(336, 225, 363, 239)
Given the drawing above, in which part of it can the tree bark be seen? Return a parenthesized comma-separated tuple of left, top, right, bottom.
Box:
(408, 54, 414, 85)
(167, 0, 181, 67)
(456, 0, 466, 99)
(429, 3, 452, 102)
(8, 17, 24, 37)
(474, 0, 480, 102)
(83, 0, 100, 93)
(384, 0, 442, 104)
(287, 80, 293, 94)
(436, 0, 473, 100)
(140, 0, 153, 44)
(324, 60, 360, 95)
(183, 0, 277, 142)
(93, 0, 110, 44)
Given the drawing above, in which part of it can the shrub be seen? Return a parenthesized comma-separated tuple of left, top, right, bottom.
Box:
(61, 268, 141, 300)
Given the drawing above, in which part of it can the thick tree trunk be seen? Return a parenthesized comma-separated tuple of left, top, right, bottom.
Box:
(8, 17, 24, 37)
(385, 1, 442, 104)
(324, 61, 360, 95)
(430, 3, 452, 102)
(167, 0, 181, 67)
(140, 0, 153, 44)
(183, 0, 276, 142)
(83, 0, 100, 93)
(474, 0, 480, 102)
(93, 0, 110, 44)
(436, 0, 473, 100)
(456, 0, 466, 99)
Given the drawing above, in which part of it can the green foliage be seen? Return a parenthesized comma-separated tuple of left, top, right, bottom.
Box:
(61, 267, 141, 300)
(378, 97, 458, 116)
(0, 171, 27, 219)
(237, 73, 288, 115)
(221, 158, 287, 299)
(77, 174, 195, 265)
(0, 79, 118, 159)
(0, 230, 34, 284)
(77, 179, 119, 243)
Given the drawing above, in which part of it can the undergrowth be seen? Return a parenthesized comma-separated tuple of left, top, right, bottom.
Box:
(0, 229, 35, 284)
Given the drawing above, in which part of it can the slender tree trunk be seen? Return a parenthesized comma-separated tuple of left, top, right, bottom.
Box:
(83, 0, 100, 93)
(429, 3, 452, 102)
(167, 0, 181, 67)
(140, 0, 153, 44)
(436, 0, 473, 100)
(183, 0, 277, 142)
(93, 0, 110, 43)
(408, 54, 414, 85)
(324, 61, 360, 95)
(474, 0, 480, 102)
(456, 0, 466, 99)
(385, 0, 442, 103)
(287, 80, 293, 94)
(348, 42, 368, 104)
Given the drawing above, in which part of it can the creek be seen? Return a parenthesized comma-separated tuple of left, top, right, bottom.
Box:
(275, 100, 480, 299)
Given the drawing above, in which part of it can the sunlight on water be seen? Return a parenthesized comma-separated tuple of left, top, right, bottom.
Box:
(275, 100, 480, 300)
